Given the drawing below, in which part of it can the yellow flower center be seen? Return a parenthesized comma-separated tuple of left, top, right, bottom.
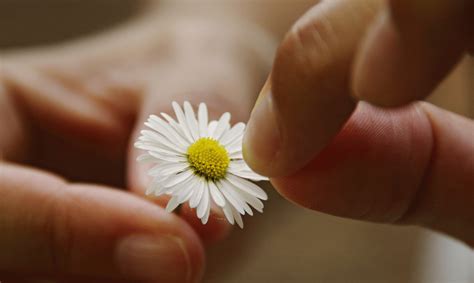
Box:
(187, 138, 230, 180)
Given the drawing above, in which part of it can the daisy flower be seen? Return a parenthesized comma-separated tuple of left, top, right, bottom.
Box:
(134, 101, 268, 228)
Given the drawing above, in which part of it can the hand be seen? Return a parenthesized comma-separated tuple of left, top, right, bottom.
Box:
(244, 0, 474, 245)
(0, 13, 272, 282)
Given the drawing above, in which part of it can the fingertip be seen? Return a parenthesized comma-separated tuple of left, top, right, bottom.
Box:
(115, 234, 203, 283)
(180, 204, 232, 245)
(243, 87, 281, 177)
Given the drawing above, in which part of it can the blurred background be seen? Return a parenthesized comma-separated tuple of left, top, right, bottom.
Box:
(1, 0, 473, 282)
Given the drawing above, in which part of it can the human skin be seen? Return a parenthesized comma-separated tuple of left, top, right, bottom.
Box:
(243, 0, 474, 246)
(0, 4, 275, 282)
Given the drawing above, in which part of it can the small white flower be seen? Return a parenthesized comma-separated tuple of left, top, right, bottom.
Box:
(134, 101, 268, 228)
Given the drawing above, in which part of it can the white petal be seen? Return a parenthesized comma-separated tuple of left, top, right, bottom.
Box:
(169, 190, 187, 203)
(134, 142, 166, 153)
(141, 141, 183, 156)
(178, 176, 200, 202)
(137, 135, 151, 142)
(209, 181, 225, 207)
(160, 112, 178, 124)
(226, 137, 243, 154)
(136, 154, 154, 163)
(149, 151, 186, 163)
(145, 182, 157, 195)
(148, 115, 188, 148)
(218, 181, 245, 215)
(197, 183, 210, 219)
(171, 185, 187, 199)
(154, 180, 172, 196)
(201, 202, 211, 225)
(212, 112, 231, 140)
(137, 144, 183, 158)
(163, 170, 193, 188)
(183, 101, 200, 141)
(226, 174, 268, 200)
(207, 120, 218, 137)
(222, 203, 235, 225)
(220, 122, 245, 146)
(189, 178, 204, 208)
(162, 163, 189, 175)
(172, 101, 194, 142)
(148, 162, 188, 177)
(229, 169, 269, 182)
(198, 103, 208, 138)
(153, 171, 172, 182)
(143, 120, 171, 142)
(161, 112, 193, 144)
(166, 195, 181, 212)
(228, 159, 249, 172)
(141, 122, 187, 151)
(231, 205, 244, 229)
(140, 129, 170, 146)
(221, 179, 253, 216)
(235, 189, 264, 213)
(177, 183, 195, 203)
(155, 185, 170, 196)
(149, 172, 178, 196)
(218, 124, 231, 141)
(147, 163, 170, 176)
(138, 130, 184, 153)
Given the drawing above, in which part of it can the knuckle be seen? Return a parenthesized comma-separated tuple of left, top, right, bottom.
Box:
(41, 181, 75, 274)
(277, 13, 336, 79)
(273, 0, 382, 87)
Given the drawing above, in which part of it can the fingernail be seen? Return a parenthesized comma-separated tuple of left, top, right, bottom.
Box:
(243, 81, 280, 176)
(116, 235, 193, 283)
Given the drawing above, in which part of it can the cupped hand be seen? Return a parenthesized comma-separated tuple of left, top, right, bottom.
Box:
(0, 13, 272, 282)
(244, 0, 474, 245)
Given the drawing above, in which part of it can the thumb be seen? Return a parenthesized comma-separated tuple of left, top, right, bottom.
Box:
(244, 0, 382, 177)
(0, 163, 203, 282)
(270, 102, 474, 246)
(352, 0, 474, 106)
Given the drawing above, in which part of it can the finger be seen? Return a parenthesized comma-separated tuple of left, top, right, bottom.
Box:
(2, 63, 128, 149)
(243, 0, 383, 177)
(0, 163, 204, 282)
(352, 0, 474, 106)
(0, 85, 27, 162)
(2, 64, 130, 184)
(37, 60, 142, 122)
(271, 102, 474, 246)
(180, 203, 232, 245)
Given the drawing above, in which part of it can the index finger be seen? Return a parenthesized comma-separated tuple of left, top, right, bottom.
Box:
(0, 84, 27, 162)
(352, 0, 473, 107)
(243, 0, 383, 177)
